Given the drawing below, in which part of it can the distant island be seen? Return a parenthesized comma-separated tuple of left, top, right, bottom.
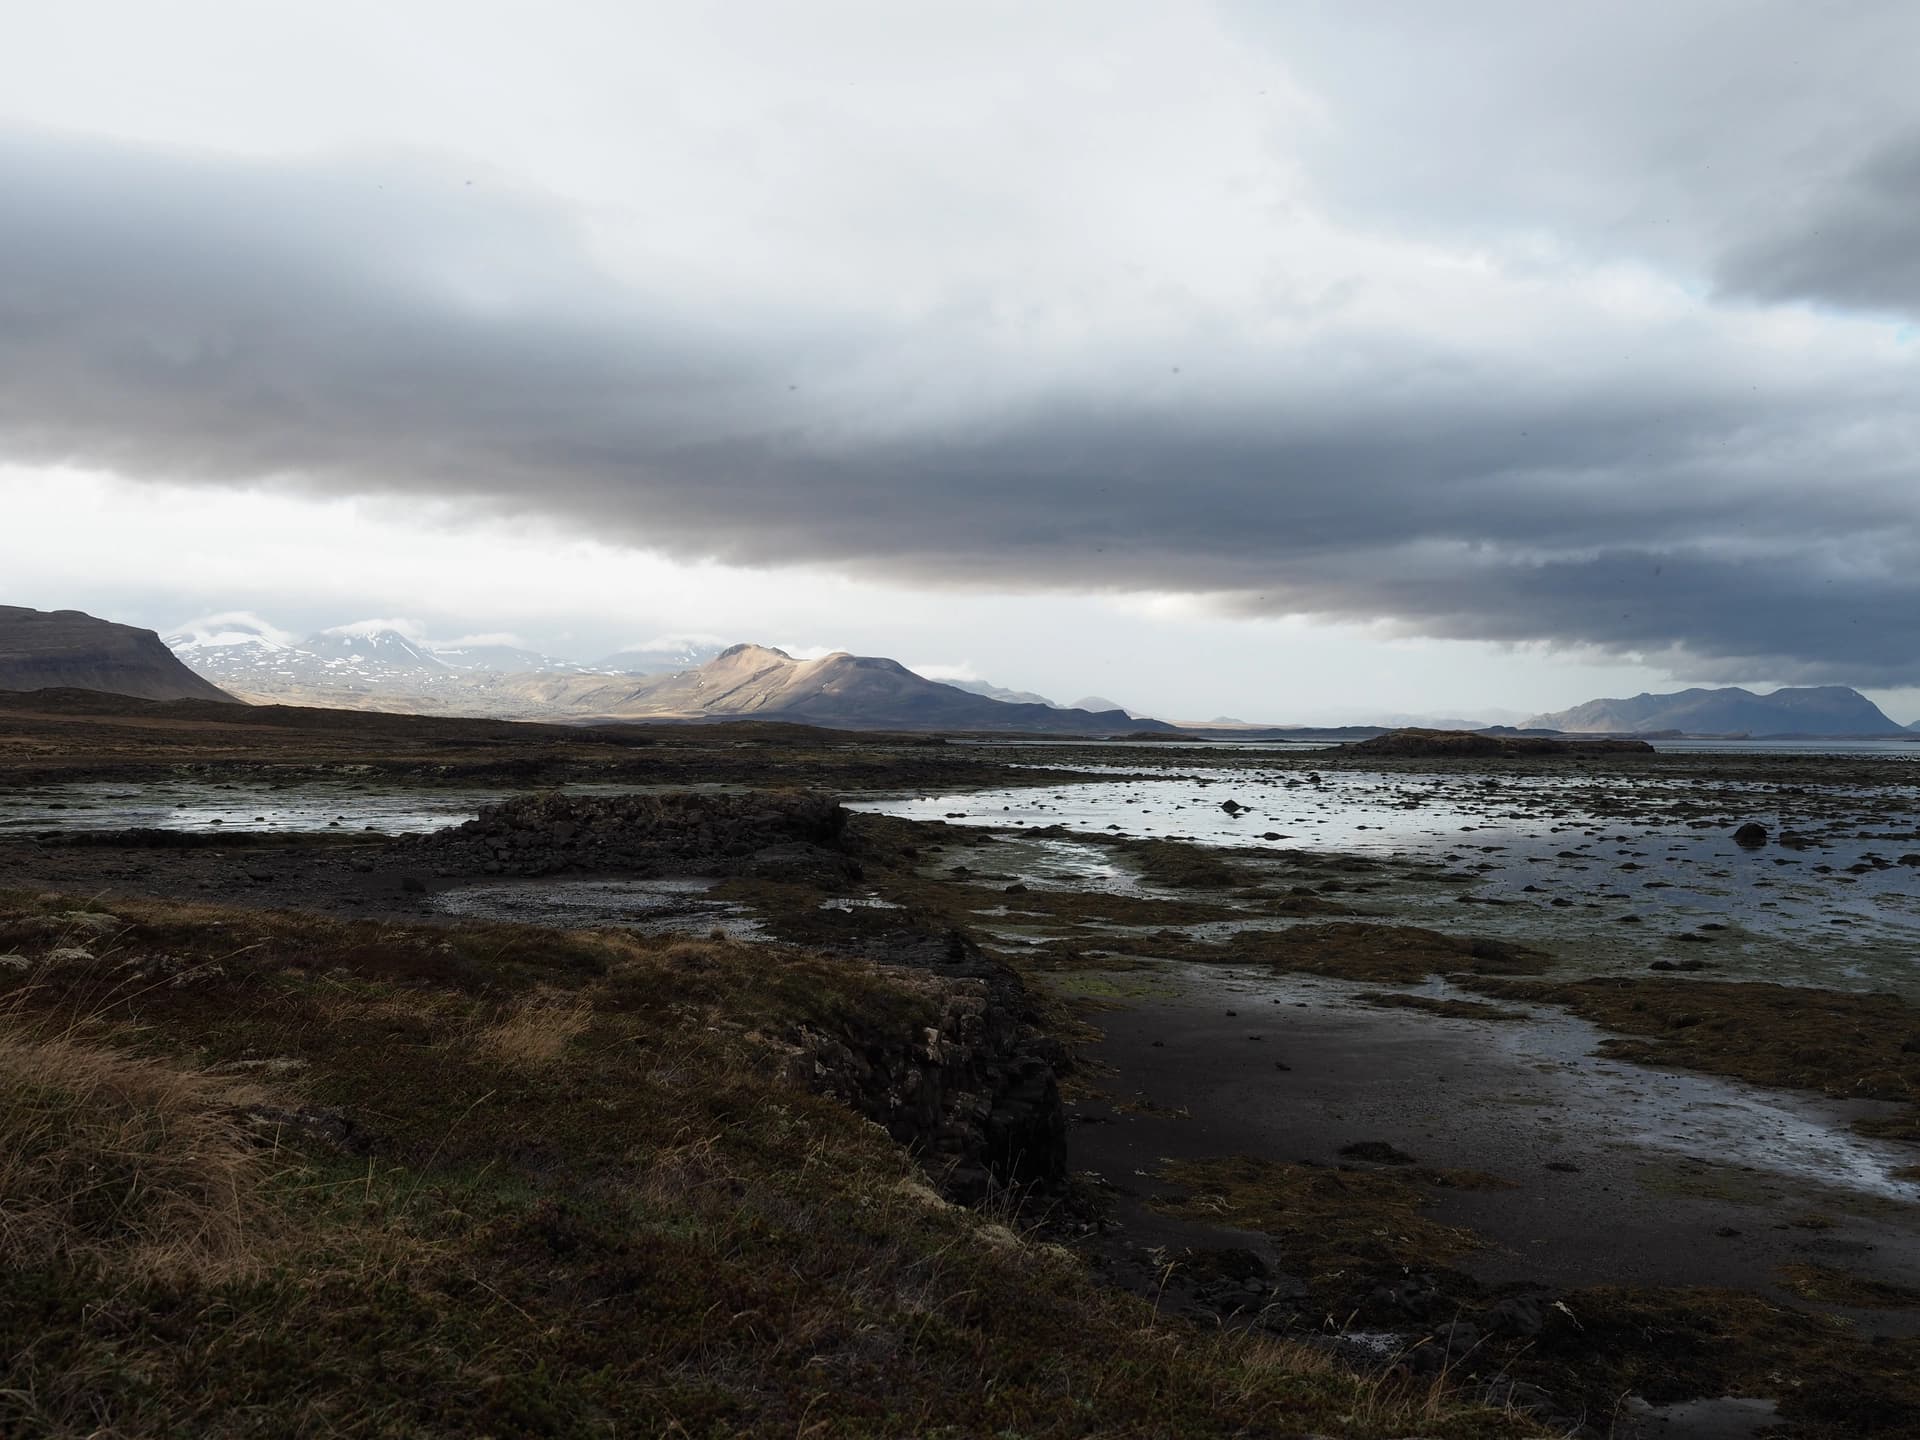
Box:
(1348, 728, 1655, 757)
(1525, 685, 1907, 738)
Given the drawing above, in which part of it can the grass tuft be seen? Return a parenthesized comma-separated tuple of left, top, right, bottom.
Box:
(0, 1013, 278, 1279)
(472, 992, 594, 1070)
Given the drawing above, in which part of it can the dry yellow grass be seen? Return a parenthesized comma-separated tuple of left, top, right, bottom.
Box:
(0, 1017, 278, 1278)
(472, 991, 594, 1070)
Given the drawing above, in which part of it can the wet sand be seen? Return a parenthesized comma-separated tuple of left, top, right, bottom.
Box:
(1071, 962, 1920, 1308)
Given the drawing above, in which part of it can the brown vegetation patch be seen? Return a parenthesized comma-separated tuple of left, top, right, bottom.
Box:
(1002, 922, 1549, 987)
(471, 991, 595, 1069)
(1523, 1285, 1920, 1435)
(1360, 991, 1530, 1021)
(1105, 836, 1248, 889)
(1221, 923, 1550, 985)
(0, 889, 1539, 1439)
(0, 1017, 278, 1278)
(1153, 1155, 1485, 1275)
(1776, 1262, 1920, 1309)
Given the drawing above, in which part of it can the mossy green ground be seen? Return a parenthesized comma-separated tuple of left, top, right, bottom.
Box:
(0, 889, 1539, 1439)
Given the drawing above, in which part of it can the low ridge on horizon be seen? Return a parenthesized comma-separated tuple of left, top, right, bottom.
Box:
(1524, 684, 1909, 738)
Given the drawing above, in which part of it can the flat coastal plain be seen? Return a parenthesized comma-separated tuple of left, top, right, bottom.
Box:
(4, 690, 1918, 1438)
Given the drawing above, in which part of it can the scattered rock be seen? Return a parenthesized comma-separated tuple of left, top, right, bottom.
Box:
(1484, 1294, 1547, 1337)
(1733, 822, 1769, 847)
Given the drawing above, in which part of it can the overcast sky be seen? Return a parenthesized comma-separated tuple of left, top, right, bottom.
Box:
(4, 2, 1917, 723)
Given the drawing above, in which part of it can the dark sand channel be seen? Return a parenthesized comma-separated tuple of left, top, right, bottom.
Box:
(1069, 962, 1920, 1301)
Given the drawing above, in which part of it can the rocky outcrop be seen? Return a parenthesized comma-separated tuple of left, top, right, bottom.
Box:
(395, 789, 861, 882)
(0, 606, 235, 702)
(784, 930, 1067, 1203)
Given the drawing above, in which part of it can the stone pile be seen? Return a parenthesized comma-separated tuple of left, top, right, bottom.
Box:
(397, 789, 858, 882)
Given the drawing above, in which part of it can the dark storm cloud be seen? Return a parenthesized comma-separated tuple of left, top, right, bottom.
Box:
(1717, 132, 1920, 320)
(4, 130, 1919, 684)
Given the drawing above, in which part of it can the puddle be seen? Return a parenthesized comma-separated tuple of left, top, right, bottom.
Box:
(431, 877, 765, 939)
(0, 778, 488, 835)
(1623, 1395, 1780, 1439)
(0, 778, 748, 839)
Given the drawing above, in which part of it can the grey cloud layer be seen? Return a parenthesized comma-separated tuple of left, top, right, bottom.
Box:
(1248, 1, 1920, 323)
(4, 129, 1919, 683)
(1719, 131, 1920, 318)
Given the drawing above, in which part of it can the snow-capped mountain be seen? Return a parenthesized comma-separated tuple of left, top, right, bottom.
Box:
(298, 627, 449, 673)
(167, 620, 535, 710)
(164, 616, 299, 691)
(165, 618, 725, 713)
(167, 619, 473, 696)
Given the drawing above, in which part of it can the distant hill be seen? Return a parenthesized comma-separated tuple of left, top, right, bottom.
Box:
(1068, 695, 1130, 716)
(1525, 686, 1906, 737)
(533, 644, 1175, 733)
(948, 678, 1060, 707)
(1, 606, 236, 702)
(1350, 728, 1655, 757)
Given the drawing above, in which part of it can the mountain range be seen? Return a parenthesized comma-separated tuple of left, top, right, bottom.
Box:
(155, 618, 1166, 732)
(509, 644, 1171, 732)
(9, 606, 1915, 738)
(1524, 686, 1911, 737)
(0, 606, 234, 702)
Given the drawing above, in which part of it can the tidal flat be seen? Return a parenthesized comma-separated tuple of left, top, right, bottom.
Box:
(3, 694, 1917, 1437)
